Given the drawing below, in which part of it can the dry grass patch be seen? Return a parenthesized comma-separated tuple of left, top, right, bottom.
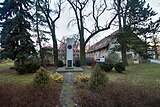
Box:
(74, 81, 160, 107)
(0, 82, 62, 107)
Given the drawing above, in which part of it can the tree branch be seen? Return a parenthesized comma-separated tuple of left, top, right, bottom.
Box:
(84, 27, 92, 34)
(31, 28, 51, 34)
(97, 0, 107, 17)
(67, 0, 81, 32)
(37, 0, 54, 34)
(92, 0, 99, 30)
(84, 13, 118, 45)
(53, 0, 62, 23)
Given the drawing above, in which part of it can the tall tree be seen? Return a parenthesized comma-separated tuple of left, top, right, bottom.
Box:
(33, 0, 47, 67)
(149, 19, 160, 59)
(37, 0, 63, 66)
(0, 0, 36, 65)
(67, 0, 117, 65)
(113, 0, 156, 65)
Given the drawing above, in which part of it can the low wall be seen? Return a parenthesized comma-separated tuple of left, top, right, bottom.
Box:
(149, 59, 160, 64)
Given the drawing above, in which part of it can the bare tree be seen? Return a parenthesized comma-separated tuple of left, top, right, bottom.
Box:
(37, 0, 63, 66)
(35, 0, 46, 67)
(67, 0, 117, 65)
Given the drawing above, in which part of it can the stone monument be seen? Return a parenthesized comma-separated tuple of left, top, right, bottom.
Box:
(56, 37, 83, 72)
(66, 38, 74, 67)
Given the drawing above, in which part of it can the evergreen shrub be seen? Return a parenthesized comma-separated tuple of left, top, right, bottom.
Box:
(16, 63, 40, 74)
(90, 64, 108, 87)
(114, 62, 125, 73)
(58, 60, 64, 67)
(33, 68, 50, 87)
(16, 65, 27, 75)
(99, 62, 114, 72)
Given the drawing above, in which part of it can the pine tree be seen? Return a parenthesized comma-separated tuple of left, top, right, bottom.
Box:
(113, 0, 156, 65)
(0, 0, 36, 65)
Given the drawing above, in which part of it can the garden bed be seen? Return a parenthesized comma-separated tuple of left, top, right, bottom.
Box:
(0, 82, 62, 107)
(73, 63, 160, 107)
(74, 81, 160, 107)
(0, 68, 63, 107)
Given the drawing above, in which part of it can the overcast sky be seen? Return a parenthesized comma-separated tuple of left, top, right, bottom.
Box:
(0, 0, 160, 46)
(54, 0, 160, 45)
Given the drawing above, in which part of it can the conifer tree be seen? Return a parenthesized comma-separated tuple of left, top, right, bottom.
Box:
(0, 0, 36, 65)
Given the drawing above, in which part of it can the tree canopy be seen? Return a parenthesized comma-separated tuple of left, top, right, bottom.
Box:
(0, 0, 36, 63)
(113, 0, 157, 65)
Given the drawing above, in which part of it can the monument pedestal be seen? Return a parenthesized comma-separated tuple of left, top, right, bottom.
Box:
(66, 38, 74, 67)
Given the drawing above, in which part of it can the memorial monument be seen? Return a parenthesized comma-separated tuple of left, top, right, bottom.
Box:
(56, 37, 83, 72)
(66, 38, 74, 67)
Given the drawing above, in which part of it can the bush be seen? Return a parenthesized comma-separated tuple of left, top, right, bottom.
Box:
(25, 63, 40, 73)
(15, 65, 27, 75)
(33, 68, 50, 87)
(75, 59, 81, 67)
(75, 73, 91, 83)
(16, 63, 40, 74)
(90, 65, 108, 87)
(114, 62, 125, 73)
(50, 73, 64, 83)
(58, 60, 64, 67)
(0, 83, 62, 107)
(74, 82, 160, 107)
(99, 62, 114, 72)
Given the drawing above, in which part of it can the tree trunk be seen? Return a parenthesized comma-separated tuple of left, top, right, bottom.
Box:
(51, 23, 58, 66)
(80, 44, 86, 66)
(79, 9, 86, 66)
(121, 45, 128, 66)
(53, 40, 58, 66)
(117, 0, 128, 65)
(154, 46, 159, 59)
(36, 1, 45, 67)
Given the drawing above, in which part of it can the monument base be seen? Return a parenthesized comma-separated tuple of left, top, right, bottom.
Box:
(56, 67, 84, 73)
(65, 67, 74, 69)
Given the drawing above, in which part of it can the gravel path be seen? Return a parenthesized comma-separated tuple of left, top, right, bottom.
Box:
(59, 73, 77, 107)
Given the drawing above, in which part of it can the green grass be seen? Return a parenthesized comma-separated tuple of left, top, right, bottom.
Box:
(0, 63, 160, 85)
(0, 61, 14, 67)
(0, 70, 35, 85)
(107, 63, 160, 84)
(81, 63, 160, 85)
(0, 66, 61, 85)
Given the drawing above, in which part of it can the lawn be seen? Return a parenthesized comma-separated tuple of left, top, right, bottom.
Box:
(0, 70, 35, 85)
(107, 63, 160, 85)
(0, 63, 159, 85)
(0, 66, 58, 85)
(0, 61, 14, 67)
(81, 63, 160, 85)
